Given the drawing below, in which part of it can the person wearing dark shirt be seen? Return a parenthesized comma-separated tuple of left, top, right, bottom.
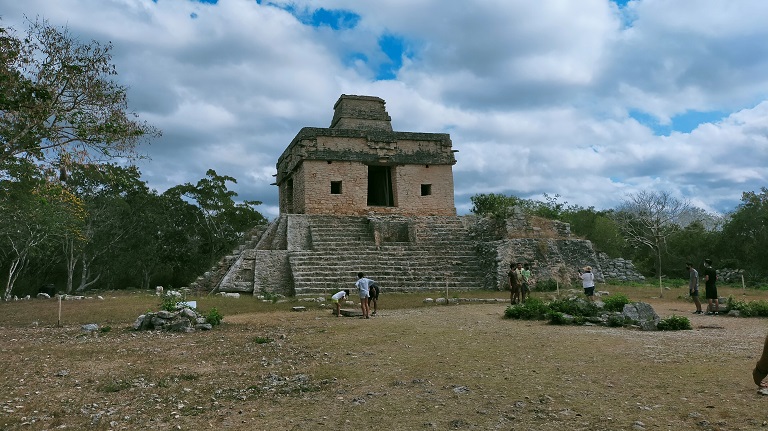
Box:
(703, 259, 718, 315)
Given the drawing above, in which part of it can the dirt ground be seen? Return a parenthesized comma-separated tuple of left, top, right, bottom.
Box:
(1, 290, 768, 431)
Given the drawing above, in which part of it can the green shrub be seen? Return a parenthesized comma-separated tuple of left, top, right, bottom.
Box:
(606, 314, 629, 327)
(504, 298, 549, 320)
(260, 289, 281, 303)
(727, 296, 768, 317)
(160, 294, 179, 312)
(534, 278, 559, 292)
(602, 293, 630, 312)
(547, 310, 569, 325)
(206, 307, 223, 326)
(657, 315, 691, 331)
(548, 297, 599, 317)
(254, 336, 273, 344)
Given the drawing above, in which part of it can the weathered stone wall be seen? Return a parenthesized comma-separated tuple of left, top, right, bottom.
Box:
(299, 160, 367, 215)
(253, 251, 293, 295)
(330, 95, 393, 131)
(393, 164, 455, 216)
(596, 252, 645, 281)
(369, 216, 412, 243)
(255, 216, 287, 250)
(462, 213, 645, 290)
(287, 159, 455, 216)
(286, 211, 312, 251)
(491, 238, 601, 291)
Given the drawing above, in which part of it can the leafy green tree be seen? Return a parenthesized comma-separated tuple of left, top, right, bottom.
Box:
(0, 19, 158, 173)
(470, 193, 524, 219)
(720, 188, 768, 275)
(166, 169, 266, 266)
(665, 221, 719, 278)
(528, 193, 567, 220)
(64, 164, 148, 292)
(562, 207, 626, 257)
(0, 162, 84, 300)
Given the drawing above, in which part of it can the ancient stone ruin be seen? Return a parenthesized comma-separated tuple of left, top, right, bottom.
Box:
(192, 94, 643, 297)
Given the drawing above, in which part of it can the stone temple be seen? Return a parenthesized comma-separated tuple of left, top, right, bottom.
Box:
(195, 95, 643, 296)
(276, 95, 456, 216)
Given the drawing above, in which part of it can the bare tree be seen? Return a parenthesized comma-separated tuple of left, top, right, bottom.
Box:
(614, 190, 691, 297)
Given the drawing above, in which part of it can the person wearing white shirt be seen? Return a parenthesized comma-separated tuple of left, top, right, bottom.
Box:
(579, 266, 595, 302)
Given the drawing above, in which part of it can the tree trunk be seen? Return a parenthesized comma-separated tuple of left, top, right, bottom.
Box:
(141, 270, 151, 291)
(64, 237, 78, 294)
(3, 256, 27, 301)
(76, 254, 101, 292)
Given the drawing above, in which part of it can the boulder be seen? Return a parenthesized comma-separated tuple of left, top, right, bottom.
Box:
(622, 302, 660, 331)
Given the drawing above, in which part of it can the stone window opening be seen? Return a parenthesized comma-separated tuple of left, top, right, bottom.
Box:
(285, 178, 294, 213)
(331, 181, 342, 194)
(421, 184, 432, 196)
(367, 165, 394, 207)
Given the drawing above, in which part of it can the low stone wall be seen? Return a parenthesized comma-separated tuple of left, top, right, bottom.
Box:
(596, 252, 645, 282)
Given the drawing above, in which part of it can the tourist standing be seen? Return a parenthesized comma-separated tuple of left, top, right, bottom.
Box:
(331, 289, 350, 317)
(579, 266, 596, 301)
(703, 259, 718, 315)
(687, 262, 702, 314)
(355, 272, 374, 319)
(508, 262, 523, 304)
(368, 281, 380, 316)
(521, 263, 532, 302)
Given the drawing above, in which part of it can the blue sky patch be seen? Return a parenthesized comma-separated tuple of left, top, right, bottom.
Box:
(310, 8, 360, 30)
(377, 34, 407, 80)
(630, 109, 726, 135)
(279, 6, 360, 30)
(670, 110, 726, 133)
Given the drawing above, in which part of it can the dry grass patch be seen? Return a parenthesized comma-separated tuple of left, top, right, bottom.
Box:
(1, 287, 768, 430)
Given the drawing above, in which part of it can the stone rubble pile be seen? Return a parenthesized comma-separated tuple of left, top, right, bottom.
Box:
(717, 268, 744, 283)
(133, 307, 213, 332)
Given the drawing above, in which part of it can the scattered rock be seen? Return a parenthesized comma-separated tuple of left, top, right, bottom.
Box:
(81, 323, 99, 333)
(452, 385, 470, 394)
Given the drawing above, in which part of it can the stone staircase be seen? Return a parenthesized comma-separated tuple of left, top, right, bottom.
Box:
(189, 224, 270, 293)
(288, 215, 486, 296)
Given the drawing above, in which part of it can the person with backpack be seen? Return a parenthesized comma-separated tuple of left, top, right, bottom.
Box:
(368, 282, 380, 316)
(355, 272, 375, 319)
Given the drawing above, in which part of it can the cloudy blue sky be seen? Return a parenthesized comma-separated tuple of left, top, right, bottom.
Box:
(2, 0, 767, 219)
